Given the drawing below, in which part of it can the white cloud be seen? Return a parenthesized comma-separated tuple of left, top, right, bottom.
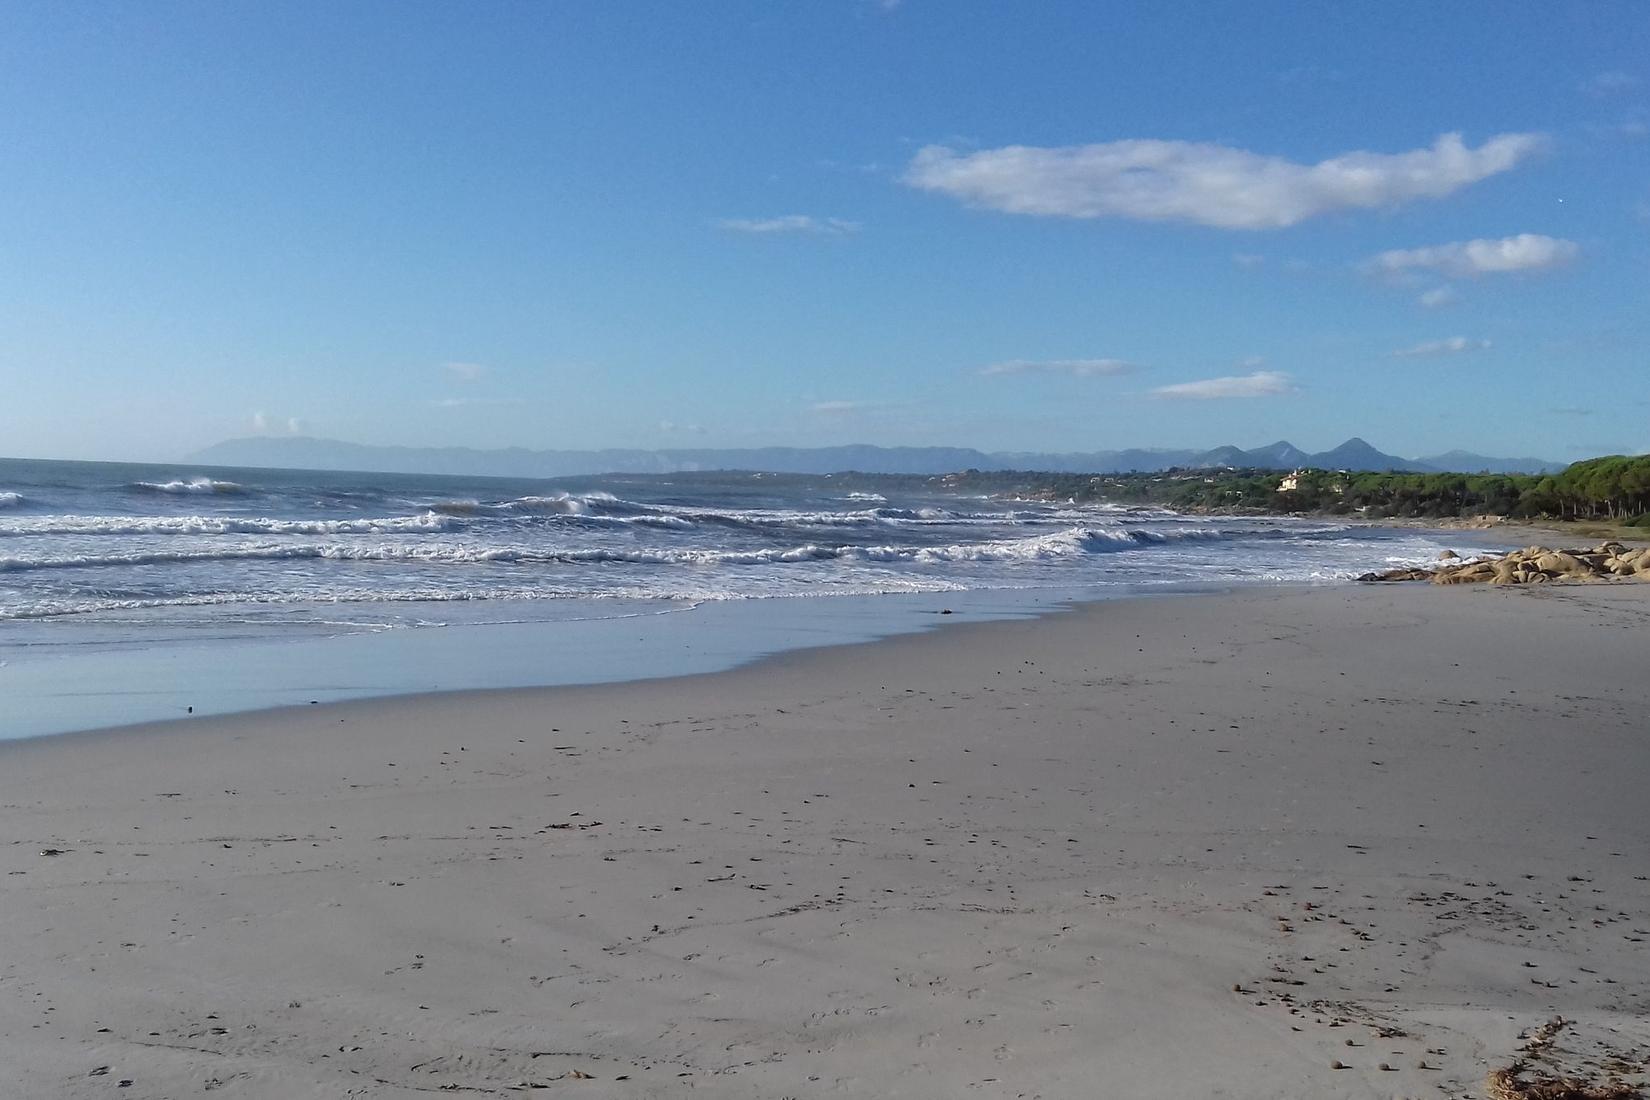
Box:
(443, 361, 487, 382)
(811, 399, 873, 414)
(430, 396, 520, 409)
(251, 410, 304, 435)
(978, 357, 1135, 378)
(717, 215, 861, 236)
(1232, 253, 1266, 269)
(1418, 285, 1459, 309)
(902, 131, 1544, 230)
(1365, 233, 1579, 279)
(1151, 370, 1296, 400)
(1582, 70, 1640, 98)
(1391, 336, 1492, 358)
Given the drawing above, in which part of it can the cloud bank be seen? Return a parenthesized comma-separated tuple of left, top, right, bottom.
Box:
(903, 132, 1543, 229)
(979, 357, 1134, 378)
(718, 215, 861, 236)
(1151, 370, 1295, 400)
(1366, 234, 1578, 278)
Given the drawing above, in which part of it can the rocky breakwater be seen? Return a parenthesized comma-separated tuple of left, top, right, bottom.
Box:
(1361, 542, 1650, 586)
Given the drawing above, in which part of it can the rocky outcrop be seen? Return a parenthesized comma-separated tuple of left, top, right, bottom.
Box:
(1360, 543, 1650, 586)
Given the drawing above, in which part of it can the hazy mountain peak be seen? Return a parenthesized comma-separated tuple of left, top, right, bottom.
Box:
(187, 435, 1562, 479)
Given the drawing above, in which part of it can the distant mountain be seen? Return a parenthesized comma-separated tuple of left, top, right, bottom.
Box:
(1416, 450, 1565, 475)
(187, 435, 1563, 479)
(1245, 440, 1313, 468)
(1191, 445, 1252, 468)
(1186, 438, 1420, 472)
(1312, 437, 1431, 473)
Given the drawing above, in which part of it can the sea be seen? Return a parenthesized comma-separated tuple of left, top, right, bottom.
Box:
(0, 457, 1503, 738)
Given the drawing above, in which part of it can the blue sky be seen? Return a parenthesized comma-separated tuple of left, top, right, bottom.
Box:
(2, 1, 1646, 463)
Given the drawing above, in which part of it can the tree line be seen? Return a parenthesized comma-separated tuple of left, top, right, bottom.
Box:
(926, 454, 1650, 526)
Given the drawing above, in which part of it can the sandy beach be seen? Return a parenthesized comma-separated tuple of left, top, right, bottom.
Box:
(3, 582, 1648, 1099)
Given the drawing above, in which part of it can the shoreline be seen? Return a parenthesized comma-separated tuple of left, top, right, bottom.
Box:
(0, 489, 1516, 742)
(0, 585, 1130, 742)
(3, 582, 1647, 1097)
(7, 581, 1276, 752)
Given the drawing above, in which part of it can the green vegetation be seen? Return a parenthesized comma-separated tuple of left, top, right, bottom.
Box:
(926, 453, 1650, 523)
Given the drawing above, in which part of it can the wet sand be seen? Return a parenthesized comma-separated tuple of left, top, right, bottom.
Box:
(3, 583, 1648, 1098)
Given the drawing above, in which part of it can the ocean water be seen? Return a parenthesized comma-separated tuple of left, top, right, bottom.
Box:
(0, 456, 1502, 737)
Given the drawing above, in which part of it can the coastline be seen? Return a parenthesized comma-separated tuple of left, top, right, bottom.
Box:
(4, 582, 1648, 1097)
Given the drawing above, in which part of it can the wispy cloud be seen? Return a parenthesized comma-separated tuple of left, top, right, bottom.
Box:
(1231, 253, 1266, 269)
(1366, 234, 1579, 279)
(1552, 406, 1593, 417)
(902, 132, 1544, 230)
(811, 399, 876, 414)
(1151, 370, 1296, 400)
(430, 396, 520, 409)
(978, 357, 1135, 378)
(251, 411, 306, 435)
(1582, 70, 1640, 98)
(1418, 286, 1459, 309)
(1391, 336, 1492, 358)
(442, 361, 487, 382)
(717, 215, 861, 236)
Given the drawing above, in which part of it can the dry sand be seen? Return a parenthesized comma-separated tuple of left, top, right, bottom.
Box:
(3, 583, 1648, 1098)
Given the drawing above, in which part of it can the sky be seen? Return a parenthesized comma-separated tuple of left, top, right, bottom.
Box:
(1, 2, 1647, 464)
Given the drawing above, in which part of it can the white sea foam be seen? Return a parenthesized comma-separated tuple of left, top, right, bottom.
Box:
(0, 463, 1510, 633)
(0, 577, 972, 622)
(133, 477, 244, 495)
(0, 524, 1236, 574)
(0, 513, 456, 537)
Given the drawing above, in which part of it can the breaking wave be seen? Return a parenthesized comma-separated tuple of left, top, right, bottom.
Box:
(0, 525, 1229, 573)
(132, 477, 245, 495)
(0, 513, 456, 537)
(0, 492, 23, 509)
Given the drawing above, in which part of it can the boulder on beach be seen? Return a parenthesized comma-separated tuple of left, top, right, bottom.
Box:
(1361, 541, 1650, 587)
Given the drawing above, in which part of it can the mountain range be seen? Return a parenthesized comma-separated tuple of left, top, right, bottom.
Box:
(188, 435, 1565, 478)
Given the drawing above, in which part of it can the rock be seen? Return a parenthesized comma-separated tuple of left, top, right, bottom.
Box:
(1434, 561, 1495, 584)
(1365, 543, 1648, 586)
(1533, 551, 1592, 577)
(1360, 567, 1432, 583)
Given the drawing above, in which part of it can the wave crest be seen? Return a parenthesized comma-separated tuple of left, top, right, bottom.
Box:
(0, 513, 456, 537)
(133, 477, 244, 495)
(0, 524, 1228, 573)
